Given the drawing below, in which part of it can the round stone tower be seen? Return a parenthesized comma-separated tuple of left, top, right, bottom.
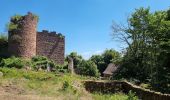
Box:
(8, 12, 38, 58)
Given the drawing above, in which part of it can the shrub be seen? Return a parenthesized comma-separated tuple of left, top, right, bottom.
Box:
(54, 62, 68, 73)
(61, 79, 77, 94)
(62, 81, 71, 91)
(0, 67, 23, 78)
(32, 56, 47, 62)
(11, 14, 22, 22)
(0, 55, 67, 72)
(0, 67, 55, 80)
(0, 57, 24, 69)
(77, 60, 100, 77)
(7, 22, 18, 31)
(127, 90, 138, 100)
(66, 52, 83, 69)
(31, 56, 55, 70)
(31, 56, 66, 72)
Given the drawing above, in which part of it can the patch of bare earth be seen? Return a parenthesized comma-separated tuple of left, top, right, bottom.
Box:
(0, 84, 93, 100)
(0, 85, 57, 100)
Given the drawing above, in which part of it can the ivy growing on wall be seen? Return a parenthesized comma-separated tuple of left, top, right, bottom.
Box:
(7, 13, 39, 32)
(7, 13, 39, 43)
(7, 14, 23, 31)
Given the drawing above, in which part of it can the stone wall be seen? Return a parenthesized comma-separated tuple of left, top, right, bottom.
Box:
(8, 12, 37, 59)
(36, 30, 65, 64)
(8, 12, 65, 64)
(84, 81, 124, 93)
(84, 81, 170, 100)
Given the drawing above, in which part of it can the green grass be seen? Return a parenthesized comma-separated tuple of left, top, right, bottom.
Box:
(0, 67, 129, 100)
(92, 93, 128, 100)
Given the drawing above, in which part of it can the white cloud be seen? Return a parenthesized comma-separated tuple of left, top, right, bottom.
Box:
(81, 50, 103, 60)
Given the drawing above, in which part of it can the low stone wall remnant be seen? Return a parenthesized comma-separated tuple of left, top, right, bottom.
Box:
(84, 81, 170, 100)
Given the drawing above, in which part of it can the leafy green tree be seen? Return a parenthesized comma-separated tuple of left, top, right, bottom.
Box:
(77, 60, 100, 77)
(90, 49, 122, 76)
(66, 52, 83, 69)
(112, 7, 170, 93)
(102, 49, 122, 65)
(90, 55, 105, 75)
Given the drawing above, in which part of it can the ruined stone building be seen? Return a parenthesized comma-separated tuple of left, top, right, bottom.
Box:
(8, 12, 65, 64)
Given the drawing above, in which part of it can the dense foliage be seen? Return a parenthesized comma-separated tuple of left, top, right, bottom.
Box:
(66, 52, 100, 77)
(112, 7, 170, 93)
(0, 56, 68, 73)
(7, 14, 23, 31)
(0, 34, 9, 58)
(0, 56, 25, 69)
(66, 50, 121, 77)
(31, 56, 68, 73)
(77, 60, 100, 77)
(66, 52, 83, 69)
(31, 56, 55, 70)
(90, 49, 122, 76)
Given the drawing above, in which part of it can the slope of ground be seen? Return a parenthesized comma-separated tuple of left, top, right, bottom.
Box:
(0, 68, 128, 100)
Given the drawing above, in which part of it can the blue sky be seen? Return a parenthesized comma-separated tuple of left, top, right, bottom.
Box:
(0, 0, 170, 59)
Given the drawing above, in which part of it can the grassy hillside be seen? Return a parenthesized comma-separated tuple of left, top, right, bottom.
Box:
(0, 68, 128, 100)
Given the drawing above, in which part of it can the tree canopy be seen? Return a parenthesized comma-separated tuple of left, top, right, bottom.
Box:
(90, 49, 122, 76)
(112, 7, 170, 93)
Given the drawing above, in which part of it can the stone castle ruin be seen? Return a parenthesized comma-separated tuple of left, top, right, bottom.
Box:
(8, 12, 65, 64)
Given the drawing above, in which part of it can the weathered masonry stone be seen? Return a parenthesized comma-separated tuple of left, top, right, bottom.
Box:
(8, 12, 37, 58)
(36, 30, 65, 64)
(84, 81, 170, 100)
(8, 12, 65, 64)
